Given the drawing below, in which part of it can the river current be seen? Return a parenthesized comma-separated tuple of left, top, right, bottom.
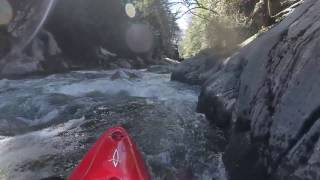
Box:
(0, 69, 227, 180)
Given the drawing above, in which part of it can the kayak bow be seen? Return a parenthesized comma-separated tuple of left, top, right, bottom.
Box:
(68, 127, 150, 180)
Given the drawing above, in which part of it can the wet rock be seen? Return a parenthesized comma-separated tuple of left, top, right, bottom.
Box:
(172, 50, 246, 127)
(0, 0, 68, 77)
(0, 54, 42, 76)
(172, 0, 320, 179)
(171, 50, 222, 85)
(110, 70, 141, 80)
(0, 26, 11, 59)
(162, 57, 180, 65)
(228, 1, 320, 179)
(110, 70, 130, 80)
(110, 70, 141, 81)
(108, 63, 120, 69)
(40, 57, 69, 74)
(135, 56, 147, 68)
(197, 53, 246, 127)
(0, 29, 68, 77)
(125, 70, 143, 79)
(198, 91, 232, 128)
(115, 58, 132, 69)
(147, 64, 176, 74)
(45, 0, 136, 65)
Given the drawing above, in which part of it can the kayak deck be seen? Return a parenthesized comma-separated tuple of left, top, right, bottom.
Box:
(68, 126, 150, 180)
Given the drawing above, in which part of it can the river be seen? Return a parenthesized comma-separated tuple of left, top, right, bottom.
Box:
(0, 69, 227, 180)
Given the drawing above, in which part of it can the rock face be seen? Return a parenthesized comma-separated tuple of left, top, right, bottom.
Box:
(46, 0, 131, 65)
(172, 0, 320, 179)
(0, 29, 68, 77)
(171, 50, 223, 85)
(0, 0, 175, 78)
(0, 0, 69, 77)
(45, 0, 161, 68)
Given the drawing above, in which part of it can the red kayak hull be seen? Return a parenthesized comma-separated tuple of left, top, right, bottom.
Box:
(68, 127, 150, 180)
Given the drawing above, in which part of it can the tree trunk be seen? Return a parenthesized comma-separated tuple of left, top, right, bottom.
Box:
(268, 0, 282, 16)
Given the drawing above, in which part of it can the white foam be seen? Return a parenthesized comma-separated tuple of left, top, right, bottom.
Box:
(45, 71, 198, 101)
(0, 117, 84, 169)
(0, 70, 199, 127)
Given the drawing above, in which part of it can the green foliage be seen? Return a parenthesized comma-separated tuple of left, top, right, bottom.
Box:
(179, 15, 207, 58)
(134, 0, 180, 58)
(0, 168, 6, 179)
(179, 0, 250, 58)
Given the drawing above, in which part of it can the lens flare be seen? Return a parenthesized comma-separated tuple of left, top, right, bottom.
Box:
(125, 3, 136, 18)
(0, 0, 13, 25)
(126, 23, 153, 53)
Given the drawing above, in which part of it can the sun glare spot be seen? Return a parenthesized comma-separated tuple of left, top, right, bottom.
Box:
(0, 0, 13, 25)
(125, 3, 136, 18)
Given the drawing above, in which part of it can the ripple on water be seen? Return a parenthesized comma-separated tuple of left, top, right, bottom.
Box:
(0, 70, 227, 180)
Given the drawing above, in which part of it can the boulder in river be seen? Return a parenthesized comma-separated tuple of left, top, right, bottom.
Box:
(0, 30, 68, 77)
(171, 49, 223, 85)
(110, 70, 142, 81)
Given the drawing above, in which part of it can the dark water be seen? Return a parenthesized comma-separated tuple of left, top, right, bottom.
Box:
(0, 69, 227, 180)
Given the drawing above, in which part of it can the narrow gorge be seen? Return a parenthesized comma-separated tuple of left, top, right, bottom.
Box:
(1, 0, 320, 179)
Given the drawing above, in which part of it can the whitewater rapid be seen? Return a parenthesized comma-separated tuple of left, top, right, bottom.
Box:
(0, 69, 227, 180)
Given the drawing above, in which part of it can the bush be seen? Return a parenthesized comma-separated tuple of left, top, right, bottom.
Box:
(179, 0, 258, 58)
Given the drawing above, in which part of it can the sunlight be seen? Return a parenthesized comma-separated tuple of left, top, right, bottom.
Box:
(168, 0, 191, 32)
(125, 3, 136, 18)
(0, 0, 13, 25)
(125, 23, 153, 53)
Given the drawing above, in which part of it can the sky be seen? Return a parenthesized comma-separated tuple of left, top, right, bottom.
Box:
(168, 0, 191, 32)
(177, 13, 190, 31)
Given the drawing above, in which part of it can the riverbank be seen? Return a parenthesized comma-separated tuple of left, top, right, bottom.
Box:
(172, 0, 320, 179)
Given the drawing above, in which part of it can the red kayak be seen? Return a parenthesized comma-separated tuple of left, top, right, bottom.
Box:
(68, 127, 150, 180)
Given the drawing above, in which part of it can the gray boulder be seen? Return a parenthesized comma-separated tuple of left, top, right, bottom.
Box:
(110, 70, 142, 81)
(0, 30, 68, 77)
(171, 50, 222, 85)
(172, 0, 320, 179)
(115, 58, 133, 69)
(45, 0, 135, 65)
(147, 64, 176, 74)
(0, 54, 42, 76)
(228, 1, 320, 179)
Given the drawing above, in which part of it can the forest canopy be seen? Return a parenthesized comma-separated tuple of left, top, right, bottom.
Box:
(175, 0, 282, 58)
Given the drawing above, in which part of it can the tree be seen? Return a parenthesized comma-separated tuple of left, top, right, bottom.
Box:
(134, 0, 181, 59)
(169, 0, 217, 20)
(178, 0, 249, 58)
(178, 0, 282, 58)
